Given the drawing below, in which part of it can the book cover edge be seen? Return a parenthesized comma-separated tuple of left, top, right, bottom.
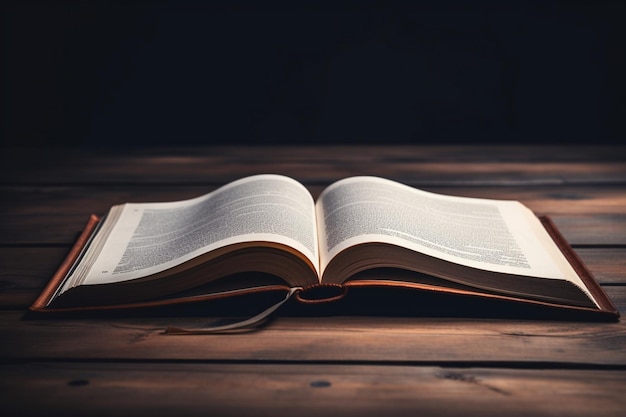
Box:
(538, 215, 619, 318)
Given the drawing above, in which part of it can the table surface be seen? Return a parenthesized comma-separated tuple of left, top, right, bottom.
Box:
(1, 145, 625, 416)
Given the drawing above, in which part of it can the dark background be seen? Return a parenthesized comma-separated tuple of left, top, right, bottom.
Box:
(2, 0, 624, 147)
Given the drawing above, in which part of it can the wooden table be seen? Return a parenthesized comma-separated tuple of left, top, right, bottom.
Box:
(1, 145, 625, 416)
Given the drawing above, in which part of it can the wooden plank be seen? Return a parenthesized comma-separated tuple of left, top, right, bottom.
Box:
(1, 287, 624, 364)
(2, 160, 625, 186)
(0, 247, 624, 310)
(2, 185, 626, 245)
(3, 184, 626, 216)
(0, 247, 70, 308)
(2, 146, 626, 185)
(3, 147, 626, 182)
(4, 145, 626, 163)
(551, 215, 626, 246)
(1, 362, 625, 417)
(576, 248, 626, 285)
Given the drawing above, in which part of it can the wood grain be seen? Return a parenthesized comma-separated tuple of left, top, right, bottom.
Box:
(1, 288, 625, 364)
(1, 145, 624, 416)
(1, 362, 625, 417)
(2, 146, 626, 185)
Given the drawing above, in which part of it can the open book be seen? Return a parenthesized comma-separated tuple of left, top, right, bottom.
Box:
(31, 175, 619, 320)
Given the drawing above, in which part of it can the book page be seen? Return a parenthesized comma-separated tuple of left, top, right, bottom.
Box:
(66, 175, 319, 289)
(316, 177, 589, 293)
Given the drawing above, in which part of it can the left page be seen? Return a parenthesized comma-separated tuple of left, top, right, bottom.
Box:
(59, 174, 319, 295)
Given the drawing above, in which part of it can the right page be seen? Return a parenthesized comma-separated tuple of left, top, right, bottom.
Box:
(315, 176, 597, 307)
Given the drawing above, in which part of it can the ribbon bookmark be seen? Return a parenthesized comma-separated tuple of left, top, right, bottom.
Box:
(163, 287, 301, 335)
